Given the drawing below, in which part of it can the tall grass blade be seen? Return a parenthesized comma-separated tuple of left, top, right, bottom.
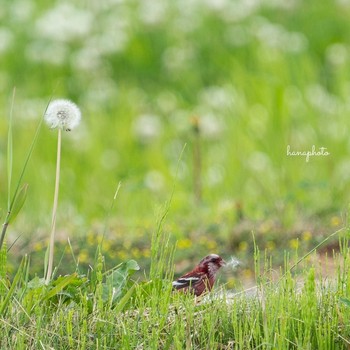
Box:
(7, 88, 15, 210)
(0, 254, 28, 315)
(7, 183, 28, 224)
(0, 99, 47, 250)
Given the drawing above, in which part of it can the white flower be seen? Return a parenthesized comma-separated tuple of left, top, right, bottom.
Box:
(45, 99, 81, 131)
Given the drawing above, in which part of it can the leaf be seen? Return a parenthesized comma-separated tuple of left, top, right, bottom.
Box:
(27, 276, 46, 289)
(7, 183, 28, 224)
(103, 260, 139, 304)
(339, 297, 350, 308)
(42, 273, 79, 301)
(114, 283, 136, 312)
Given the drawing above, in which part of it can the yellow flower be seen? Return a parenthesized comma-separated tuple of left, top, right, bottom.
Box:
(33, 241, 44, 251)
(117, 251, 128, 260)
(87, 233, 95, 246)
(239, 241, 248, 252)
(289, 239, 299, 250)
(178, 238, 192, 249)
(143, 248, 151, 258)
(206, 239, 217, 250)
(266, 241, 276, 251)
(131, 247, 141, 259)
(226, 276, 236, 288)
(102, 240, 112, 252)
(242, 269, 253, 279)
(331, 216, 341, 227)
(78, 249, 89, 263)
(302, 231, 312, 241)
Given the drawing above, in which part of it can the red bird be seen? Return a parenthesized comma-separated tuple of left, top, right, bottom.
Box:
(172, 254, 226, 296)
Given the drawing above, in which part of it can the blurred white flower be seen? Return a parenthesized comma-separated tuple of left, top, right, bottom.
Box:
(326, 43, 348, 66)
(162, 45, 195, 72)
(45, 99, 81, 131)
(26, 41, 67, 66)
(306, 84, 340, 115)
(71, 46, 102, 71)
(132, 114, 162, 143)
(156, 91, 178, 114)
(198, 114, 224, 140)
(0, 28, 13, 54)
(248, 152, 271, 172)
(198, 85, 234, 111)
(35, 3, 92, 42)
(252, 17, 308, 53)
(144, 170, 165, 192)
(206, 165, 225, 186)
(138, 0, 167, 26)
(10, 0, 34, 23)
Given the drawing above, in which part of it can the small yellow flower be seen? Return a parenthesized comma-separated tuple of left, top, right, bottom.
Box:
(102, 240, 112, 252)
(239, 241, 248, 252)
(109, 251, 117, 259)
(243, 269, 253, 279)
(131, 247, 141, 259)
(178, 238, 192, 249)
(226, 276, 236, 288)
(331, 216, 341, 227)
(87, 233, 95, 246)
(33, 241, 44, 251)
(143, 248, 151, 258)
(302, 231, 312, 241)
(266, 241, 276, 251)
(206, 239, 217, 250)
(289, 238, 299, 250)
(117, 251, 128, 260)
(78, 249, 89, 263)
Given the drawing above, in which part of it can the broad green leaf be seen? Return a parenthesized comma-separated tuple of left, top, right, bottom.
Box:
(7, 183, 28, 224)
(103, 260, 139, 304)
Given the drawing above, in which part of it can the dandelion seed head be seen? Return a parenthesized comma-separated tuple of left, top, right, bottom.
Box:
(45, 99, 81, 131)
(226, 256, 241, 270)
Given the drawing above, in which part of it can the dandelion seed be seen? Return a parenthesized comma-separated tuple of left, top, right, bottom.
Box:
(226, 256, 241, 270)
(45, 99, 81, 131)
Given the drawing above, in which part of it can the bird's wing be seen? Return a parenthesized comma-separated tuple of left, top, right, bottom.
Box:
(172, 273, 203, 290)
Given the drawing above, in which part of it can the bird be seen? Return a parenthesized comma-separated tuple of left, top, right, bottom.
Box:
(172, 254, 226, 296)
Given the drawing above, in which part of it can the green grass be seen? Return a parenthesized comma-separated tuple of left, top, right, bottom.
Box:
(1, 0, 350, 348)
(1, 230, 350, 349)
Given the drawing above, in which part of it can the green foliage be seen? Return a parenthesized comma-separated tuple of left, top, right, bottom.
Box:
(1, 0, 350, 348)
(2, 245, 350, 349)
(101, 259, 139, 307)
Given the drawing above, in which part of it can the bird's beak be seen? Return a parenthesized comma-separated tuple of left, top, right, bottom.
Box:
(220, 259, 227, 267)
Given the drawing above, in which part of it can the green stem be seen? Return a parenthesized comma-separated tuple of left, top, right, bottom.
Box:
(45, 128, 62, 284)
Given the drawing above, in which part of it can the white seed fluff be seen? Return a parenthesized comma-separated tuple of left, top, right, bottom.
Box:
(44, 99, 81, 131)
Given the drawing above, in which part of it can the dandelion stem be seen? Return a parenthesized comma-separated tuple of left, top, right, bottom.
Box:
(46, 128, 62, 284)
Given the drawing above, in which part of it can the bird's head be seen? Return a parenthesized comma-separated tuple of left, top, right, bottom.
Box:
(198, 254, 226, 276)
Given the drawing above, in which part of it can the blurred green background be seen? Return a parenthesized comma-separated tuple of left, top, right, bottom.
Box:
(1, 0, 350, 280)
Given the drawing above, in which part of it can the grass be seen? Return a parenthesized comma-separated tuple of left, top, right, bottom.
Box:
(1, 228, 350, 349)
(1, 0, 350, 348)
